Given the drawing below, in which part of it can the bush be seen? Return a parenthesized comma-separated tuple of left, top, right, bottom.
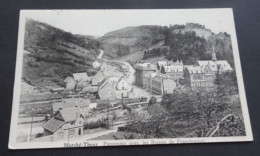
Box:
(84, 120, 108, 129)
(28, 61, 40, 67)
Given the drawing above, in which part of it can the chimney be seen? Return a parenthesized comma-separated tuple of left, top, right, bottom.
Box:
(45, 114, 51, 121)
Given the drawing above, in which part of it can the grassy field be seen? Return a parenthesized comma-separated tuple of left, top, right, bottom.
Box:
(83, 127, 108, 135)
(20, 93, 62, 103)
(90, 131, 128, 140)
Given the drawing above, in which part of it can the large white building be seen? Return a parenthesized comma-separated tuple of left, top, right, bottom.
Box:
(196, 49, 233, 73)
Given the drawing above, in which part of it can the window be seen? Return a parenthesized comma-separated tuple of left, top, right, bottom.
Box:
(78, 128, 81, 135)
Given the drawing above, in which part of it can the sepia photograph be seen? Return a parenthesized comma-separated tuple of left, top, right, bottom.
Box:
(8, 9, 253, 149)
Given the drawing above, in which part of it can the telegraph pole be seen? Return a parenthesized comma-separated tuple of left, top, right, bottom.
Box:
(107, 98, 110, 129)
(29, 109, 34, 142)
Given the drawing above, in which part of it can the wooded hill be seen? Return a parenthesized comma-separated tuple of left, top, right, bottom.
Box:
(23, 19, 100, 88)
(100, 23, 234, 67)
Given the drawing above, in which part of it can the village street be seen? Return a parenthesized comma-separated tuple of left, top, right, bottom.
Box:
(97, 50, 156, 100)
(73, 50, 163, 140)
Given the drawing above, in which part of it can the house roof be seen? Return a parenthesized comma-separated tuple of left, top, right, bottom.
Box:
(162, 78, 176, 88)
(21, 81, 35, 89)
(135, 63, 157, 71)
(92, 60, 100, 65)
(82, 85, 98, 92)
(216, 60, 233, 71)
(143, 71, 157, 78)
(197, 60, 232, 72)
(185, 65, 202, 74)
(42, 117, 65, 133)
(162, 65, 183, 72)
(116, 76, 129, 89)
(42, 107, 84, 132)
(59, 107, 82, 122)
(98, 78, 108, 88)
(151, 74, 173, 83)
(73, 73, 90, 81)
(197, 61, 218, 72)
(99, 80, 115, 92)
(157, 61, 168, 66)
(91, 71, 105, 85)
(63, 76, 75, 83)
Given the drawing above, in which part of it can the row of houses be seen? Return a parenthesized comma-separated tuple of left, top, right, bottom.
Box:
(63, 69, 131, 101)
(135, 50, 233, 92)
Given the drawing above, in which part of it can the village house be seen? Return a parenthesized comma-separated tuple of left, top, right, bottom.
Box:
(82, 84, 98, 94)
(90, 71, 106, 86)
(98, 79, 116, 100)
(216, 60, 233, 72)
(73, 72, 91, 88)
(157, 61, 168, 71)
(183, 49, 232, 90)
(107, 76, 120, 83)
(42, 107, 85, 141)
(135, 63, 157, 87)
(150, 75, 177, 95)
(92, 60, 101, 69)
(50, 87, 65, 93)
(143, 72, 158, 91)
(63, 76, 76, 91)
(196, 48, 233, 73)
(115, 77, 131, 99)
(143, 73, 177, 95)
(160, 60, 184, 80)
(20, 81, 36, 94)
(116, 77, 130, 90)
(183, 65, 214, 90)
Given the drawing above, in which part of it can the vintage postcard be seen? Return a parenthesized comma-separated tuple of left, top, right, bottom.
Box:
(9, 9, 253, 149)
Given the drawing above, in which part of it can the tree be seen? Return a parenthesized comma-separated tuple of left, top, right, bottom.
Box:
(74, 79, 82, 93)
(161, 91, 200, 128)
(215, 71, 238, 95)
(125, 103, 171, 138)
(148, 96, 157, 107)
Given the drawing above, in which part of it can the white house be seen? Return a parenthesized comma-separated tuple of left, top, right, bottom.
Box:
(73, 72, 90, 88)
(92, 61, 101, 69)
(115, 77, 131, 99)
(88, 102, 97, 110)
(116, 77, 130, 90)
(63, 76, 76, 90)
(42, 107, 85, 141)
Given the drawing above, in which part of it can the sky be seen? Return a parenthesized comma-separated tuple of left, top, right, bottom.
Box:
(21, 9, 236, 37)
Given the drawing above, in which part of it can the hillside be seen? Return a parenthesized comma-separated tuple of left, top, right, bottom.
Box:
(99, 23, 234, 67)
(22, 19, 100, 88)
(163, 23, 234, 66)
(99, 26, 165, 62)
